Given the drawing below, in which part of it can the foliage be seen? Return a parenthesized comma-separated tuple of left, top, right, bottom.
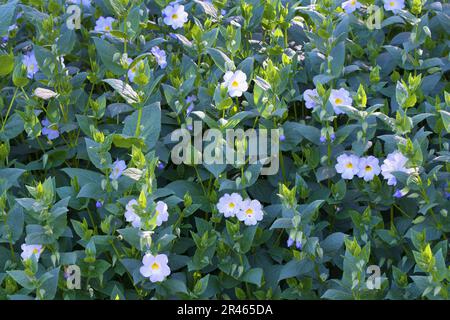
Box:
(0, 0, 449, 300)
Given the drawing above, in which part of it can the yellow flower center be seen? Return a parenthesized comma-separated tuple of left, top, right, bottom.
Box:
(351, 0, 356, 4)
(346, 162, 353, 169)
(172, 14, 178, 19)
(32, 248, 39, 254)
(231, 80, 239, 88)
(390, 1, 395, 6)
(335, 98, 343, 105)
(228, 202, 235, 208)
(245, 208, 253, 215)
(105, 26, 110, 31)
(155, 210, 159, 216)
(365, 165, 372, 172)
(151, 262, 160, 270)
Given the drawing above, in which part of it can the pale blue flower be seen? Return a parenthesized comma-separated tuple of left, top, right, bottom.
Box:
(110, 159, 126, 180)
(303, 88, 319, 110)
(381, 151, 413, 186)
(162, 4, 188, 30)
(140, 253, 171, 282)
(329, 88, 352, 115)
(41, 118, 60, 140)
(95, 16, 115, 33)
(185, 95, 196, 115)
(151, 46, 167, 69)
(23, 50, 39, 79)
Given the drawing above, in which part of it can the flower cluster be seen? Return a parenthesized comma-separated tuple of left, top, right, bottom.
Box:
(217, 193, 264, 226)
(335, 151, 413, 187)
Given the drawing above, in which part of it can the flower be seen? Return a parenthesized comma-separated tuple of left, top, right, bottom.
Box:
(139, 253, 171, 282)
(222, 70, 248, 97)
(335, 153, 360, 180)
(162, 4, 188, 30)
(287, 237, 294, 247)
(96, 200, 103, 208)
(381, 151, 413, 186)
(125, 199, 141, 228)
(41, 118, 60, 140)
(393, 189, 405, 198)
(186, 95, 196, 115)
(330, 133, 336, 142)
(236, 199, 264, 226)
(110, 159, 126, 180)
(303, 88, 320, 110)
(383, 0, 405, 12)
(151, 46, 167, 69)
(22, 51, 39, 79)
(217, 193, 243, 218)
(21, 244, 43, 261)
(155, 201, 169, 226)
(320, 135, 327, 144)
(357, 156, 381, 181)
(94, 16, 115, 33)
(342, 0, 361, 13)
(329, 88, 352, 115)
(296, 240, 302, 250)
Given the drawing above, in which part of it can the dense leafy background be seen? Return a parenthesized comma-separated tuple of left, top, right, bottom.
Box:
(0, 0, 449, 300)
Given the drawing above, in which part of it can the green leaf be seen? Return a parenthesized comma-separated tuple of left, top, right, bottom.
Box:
(0, 0, 18, 37)
(93, 37, 124, 75)
(0, 53, 14, 77)
(122, 102, 161, 150)
(439, 110, 450, 133)
(206, 48, 234, 72)
(278, 259, 314, 282)
(103, 79, 140, 104)
(241, 268, 263, 287)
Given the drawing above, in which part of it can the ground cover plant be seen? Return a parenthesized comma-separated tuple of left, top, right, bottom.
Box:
(0, 0, 449, 300)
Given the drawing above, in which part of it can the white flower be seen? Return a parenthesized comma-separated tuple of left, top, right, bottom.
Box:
(22, 51, 39, 79)
(94, 16, 115, 33)
(155, 201, 169, 226)
(222, 70, 248, 98)
(21, 244, 43, 261)
(357, 156, 381, 181)
(383, 0, 405, 12)
(342, 0, 361, 13)
(162, 4, 188, 30)
(236, 199, 264, 226)
(151, 46, 167, 69)
(381, 151, 413, 186)
(303, 89, 320, 109)
(139, 253, 171, 282)
(335, 154, 360, 180)
(329, 88, 352, 115)
(217, 193, 243, 218)
(125, 199, 141, 228)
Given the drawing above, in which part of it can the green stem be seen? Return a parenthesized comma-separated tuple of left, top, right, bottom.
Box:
(1, 87, 18, 131)
(135, 107, 143, 137)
